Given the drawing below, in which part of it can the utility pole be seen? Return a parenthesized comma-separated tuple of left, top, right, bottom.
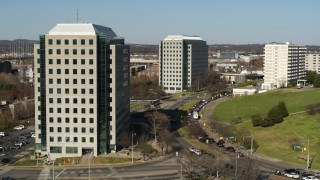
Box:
(250, 133, 253, 156)
(307, 138, 310, 169)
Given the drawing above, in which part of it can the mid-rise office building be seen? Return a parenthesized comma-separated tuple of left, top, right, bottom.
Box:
(34, 23, 130, 159)
(262, 42, 306, 89)
(159, 35, 208, 93)
(305, 52, 320, 73)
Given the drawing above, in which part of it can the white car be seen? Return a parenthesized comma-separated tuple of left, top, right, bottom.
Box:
(194, 150, 202, 156)
(31, 134, 36, 138)
(285, 172, 300, 179)
(304, 176, 320, 180)
(189, 147, 196, 152)
(13, 126, 22, 130)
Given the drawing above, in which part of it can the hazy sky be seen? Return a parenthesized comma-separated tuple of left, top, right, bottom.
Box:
(1, 0, 319, 45)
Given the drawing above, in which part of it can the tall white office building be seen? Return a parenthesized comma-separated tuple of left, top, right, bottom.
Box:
(159, 35, 208, 93)
(262, 42, 306, 89)
(305, 53, 320, 73)
(34, 23, 130, 159)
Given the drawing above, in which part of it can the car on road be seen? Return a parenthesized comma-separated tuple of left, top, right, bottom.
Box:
(284, 172, 300, 179)
(0, 132, 5, 137)
(31, 133, 36, 138)
(225, 146, 236, 152)
(303, 176, 320, 180)
(13, 125, 24, 130)
(9, 145, 21, 150)
(194, 149, 201, 156)
(189, 147, 196, 152)
(314, 172, 320, 177)
(1, 158, 10, 164)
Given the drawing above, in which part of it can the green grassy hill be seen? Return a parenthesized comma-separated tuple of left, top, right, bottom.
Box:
(212, 88, 320, 169)
(213, 89, 320, 123)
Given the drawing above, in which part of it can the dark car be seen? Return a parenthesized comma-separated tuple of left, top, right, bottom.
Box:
(9, 145, 21, 150)
(1, 158, 10, 164)
(225, 146, 236, 152)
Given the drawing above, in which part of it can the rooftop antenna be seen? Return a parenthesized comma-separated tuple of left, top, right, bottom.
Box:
(77, 9, 79, 23)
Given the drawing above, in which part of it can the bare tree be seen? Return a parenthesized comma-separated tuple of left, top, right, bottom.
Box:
(158, 129, 173, 155)
(145, 111, 170, 144)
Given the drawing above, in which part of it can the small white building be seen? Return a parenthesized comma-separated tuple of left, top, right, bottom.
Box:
(233, 88, 257, 97)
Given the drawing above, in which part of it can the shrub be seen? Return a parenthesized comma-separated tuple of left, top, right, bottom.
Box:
(267, 106, 283, 124)
(261, 117, 275, 127)
(251, 113, 263, 127)
(278, 101, 289, 118)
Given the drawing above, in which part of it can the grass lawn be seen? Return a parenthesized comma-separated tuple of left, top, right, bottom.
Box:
(214, 88, 320, 123)
(95, 157, 135, 164)
(55, 157, 81, 166)
(130, 102, 146, 110)
(213, 88, 320, 169)
(13, 159, 37, 166)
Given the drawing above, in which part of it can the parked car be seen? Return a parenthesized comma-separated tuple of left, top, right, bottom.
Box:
(13, 125, 24, 130)
(303, 176, 320, 180)
(0, 132, 5, 137)
(9, 145, 21, 150)
(14, 142, 23, 147)
(285, 172, 300, 179)
(189, 147, 196, 152)
(194, 150, 201, 156)
(314, 172, 320, 177)
(225, 146, 236, 152)
(1, 158, 10, 164)
(31, 134, 36, 138)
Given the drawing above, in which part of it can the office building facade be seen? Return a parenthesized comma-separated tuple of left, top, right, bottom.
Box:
(262, 42, 306, 89)
(34, 23, 130, 159)
(159, 35, 208, 93)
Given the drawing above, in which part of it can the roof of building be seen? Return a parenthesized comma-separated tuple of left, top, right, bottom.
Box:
(48, 23, 117, 37)
(164, 35, 203, 41)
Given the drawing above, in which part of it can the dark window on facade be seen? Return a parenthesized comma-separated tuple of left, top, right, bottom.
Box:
(81, 39, 85, 45)
(56, 39, 61, 45)
(89, 79, 94, 84)
(73, 88, 77, 94)
(89, 59, 93, 65)
(65, 59, 69, 64)
(81, 49, 85, 55)
(48, 39, 53, 45)
(65, 39, 69, 45)
(81, 59, 85, 65)
(49, 49, 53, 54)
(73, 39, 77, 45)
(89, 49, 93, 55)
(73, 59, 77, 64)
(65, 49, 69, 55)
(73, 49, 77, 55)
(73, 79, 77, 84)
(65, 69, 69, 74)
(89, 39, 93, 45)
(57, 59, 61, 64)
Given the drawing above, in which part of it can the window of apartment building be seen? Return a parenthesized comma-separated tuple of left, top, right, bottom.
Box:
(89, 98, 94, 104)
(49, 69, 53, 74)
(65, 108, 69, 113)
(81, 79, 85, 84)
(65, 69, 69, 74)
(81, 59, 85, 65)
(65, 88, 69, 94)
(73, 98, 77, 104)
(73, 79, 77, 84)
(73, 69, 77, 74)
(57, 108, 61, 113)
(89, 89, 94, 94)
(57, 49, 61, 55)
(65, 59, 69, 64)
(73, 49, 77, 55)
(50, 136, 54, 142)
(73, 118, 78, 123)
(73, 88, 77, 94)
(81, 108, 86, 114)
(49, 127, 54, 132)
(81, 118, 86, 123)
(65, 127, 70, 133)
(90, 137, 94, 143)
(49, 98, 53, 103)
(73, 108, 77, 113)
(81, 98, 85, 104)
(57, 79, 61, 84)
(89, 108, 94, 114)
(81, 49, 85, 55)
(57, 88, 61, 94)
(65, 79, 69, 84)
(89, 79, 94, 84)
(89, 128, 94, 133)
(81, 127, 86, 133)
(73, 59, 77, 64)
(81, 89, 85, 94)
(57, 98, 61, 103)
(49, 49, 53, 54)
(57, 69, 61, 74)
(49, 88, 53, 94)
(65, 39, 69, 45)
(49, 59, 53, 64)
(66, 137, 70, 142)
(65, 49, 69, 55)
(89, 49, 93, 55)
(89, 39, 93, 45)
(81, 69, 85, 74)
(90, 118, 94, 123)
(73, 137, 78, 142)
(81, 39, 85, 45)
(58, 136, 62, 142)
(73, 39, 77, 45)
(57, 117, 62, 123)
(56, 39, 61, 45)
(49, 117, 54, 123)
(65, 117, 70, 123)
(89, 69, 94, 74)
(89, 59, 93, 65)
(48, 39, 53, 45)
(57, 59, 61, 64)
(49, 79, 53, 84)
(82, 137, 86, 143)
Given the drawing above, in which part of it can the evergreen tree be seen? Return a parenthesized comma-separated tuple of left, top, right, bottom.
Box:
(313, 74, 320, 88)
(305, 70, 317, 83)
(261, 117, 275, 127)
(278, 101, 289, 117)
(267, 106, 283, 124)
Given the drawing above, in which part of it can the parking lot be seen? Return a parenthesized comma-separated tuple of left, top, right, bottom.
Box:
(0, 124, 35, 165)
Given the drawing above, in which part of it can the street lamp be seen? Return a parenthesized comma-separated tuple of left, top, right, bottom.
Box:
(132, 133, 136, 164)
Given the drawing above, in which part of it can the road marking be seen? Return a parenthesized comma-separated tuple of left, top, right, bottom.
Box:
(0, 167, 14, 176)
(55, 168, 67, 177)
(108, 166, 122, 179)
(37, 166, 50, 180)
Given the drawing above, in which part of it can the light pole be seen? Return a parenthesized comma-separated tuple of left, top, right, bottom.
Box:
(88, 152, 93, 180)
(132, 133, 136, 164)
(52, 159, 55, 180)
